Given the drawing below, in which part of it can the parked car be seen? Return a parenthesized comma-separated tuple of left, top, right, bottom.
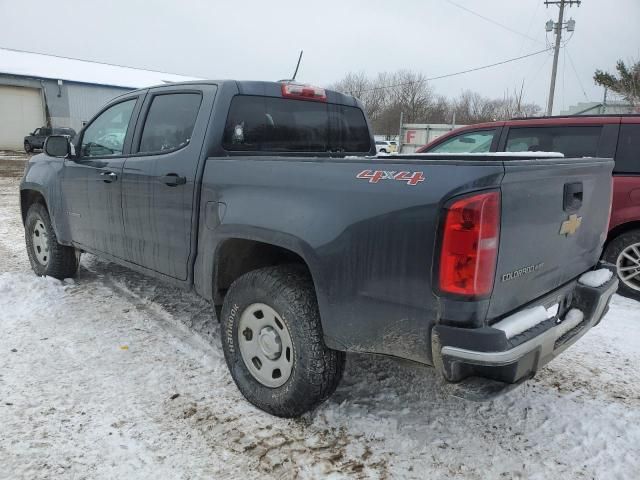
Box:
(418, 115, 640, 300)
(24, 126, 76, 153)
(20, 81, 617, 417)
(375, 140, 396, 153)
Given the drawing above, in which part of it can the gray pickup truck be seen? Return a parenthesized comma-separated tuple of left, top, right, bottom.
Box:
(20, 80, 618, 417)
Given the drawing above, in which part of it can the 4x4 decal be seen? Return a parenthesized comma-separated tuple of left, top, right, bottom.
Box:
(356, 170, 425, 186)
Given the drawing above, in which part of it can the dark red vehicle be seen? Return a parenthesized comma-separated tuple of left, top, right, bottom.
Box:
(418, 115, 640, 299)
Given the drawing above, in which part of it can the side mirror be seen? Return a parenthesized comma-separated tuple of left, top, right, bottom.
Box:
(44, 135, 70, 158)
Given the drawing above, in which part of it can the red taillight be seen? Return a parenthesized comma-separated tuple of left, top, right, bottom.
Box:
(281, 83, 327, 102)
(439, 191, 500, 297)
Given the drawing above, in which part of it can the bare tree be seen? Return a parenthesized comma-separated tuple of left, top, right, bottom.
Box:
(329, 70, 542, 134)
(387, 70, 434, 123)
(452, 91, 497, 123)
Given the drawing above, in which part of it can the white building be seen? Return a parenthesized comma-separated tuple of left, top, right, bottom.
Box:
(398, 123, 468, 153)
(0, 48, 201, 150)
(559, 100, 637, 116)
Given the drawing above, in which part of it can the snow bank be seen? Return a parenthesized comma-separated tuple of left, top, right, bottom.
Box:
(0, 273, 68, 319)
(579, 268, 613, 288)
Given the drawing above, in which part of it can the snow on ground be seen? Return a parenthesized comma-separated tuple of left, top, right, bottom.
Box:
(1, 157, 639, 479)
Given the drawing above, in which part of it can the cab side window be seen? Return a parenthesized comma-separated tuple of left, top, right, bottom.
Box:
(506, 126, 602, 157)
(615, 124, 640, 174)
(81, 99, 136, 157)
(138, 93, 202, 154)
(429, 130, 496, 153)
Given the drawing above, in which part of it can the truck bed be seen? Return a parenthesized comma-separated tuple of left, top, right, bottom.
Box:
(195, 153, 614, 365)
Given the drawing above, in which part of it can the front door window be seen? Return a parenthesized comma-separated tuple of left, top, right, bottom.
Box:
(81, 100, 136, 157)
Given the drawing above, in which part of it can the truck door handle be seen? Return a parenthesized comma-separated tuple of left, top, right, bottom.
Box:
(563, 182, 583, 212)
(100, 171, 117, 183)
(159, 173, 187, 186)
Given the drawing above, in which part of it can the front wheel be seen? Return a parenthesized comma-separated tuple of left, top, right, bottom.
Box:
(25, 203, 79, 279)
(24, 141, 32, 153)
(603, 229, 640, 300)
(220, 265, 345, 417)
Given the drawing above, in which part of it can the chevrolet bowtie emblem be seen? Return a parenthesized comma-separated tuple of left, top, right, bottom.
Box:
(559, 214, 582, 236)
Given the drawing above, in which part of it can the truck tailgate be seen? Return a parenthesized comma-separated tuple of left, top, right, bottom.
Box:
(488, 157, 614, 319)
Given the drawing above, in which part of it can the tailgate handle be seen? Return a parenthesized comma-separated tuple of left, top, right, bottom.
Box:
(563, 182, 583, 212)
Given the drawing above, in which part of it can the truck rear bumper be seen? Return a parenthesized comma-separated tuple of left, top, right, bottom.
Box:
(432, 270, 618, 386)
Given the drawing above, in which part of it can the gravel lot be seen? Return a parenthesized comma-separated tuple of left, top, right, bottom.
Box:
(1, 153, 639, 479)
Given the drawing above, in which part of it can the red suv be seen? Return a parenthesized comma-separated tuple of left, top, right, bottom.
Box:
(418, 115, 640, 300)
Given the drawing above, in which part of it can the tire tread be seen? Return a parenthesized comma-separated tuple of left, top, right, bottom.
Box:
(25, 203, 79, 280)
(221, 265, 345, 417)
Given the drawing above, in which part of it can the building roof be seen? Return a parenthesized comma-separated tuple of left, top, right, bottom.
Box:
(0, 47, 203, 89)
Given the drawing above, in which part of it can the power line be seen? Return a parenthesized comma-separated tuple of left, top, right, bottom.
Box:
(351, 48, 552, 94)
(562, 45, 567, 110)
(566, 47, 590, 100)
(517, 0, 543, 55)
(443, 0, 544, 45)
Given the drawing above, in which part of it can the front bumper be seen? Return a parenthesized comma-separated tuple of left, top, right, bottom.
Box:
(432, 271, 618, 386)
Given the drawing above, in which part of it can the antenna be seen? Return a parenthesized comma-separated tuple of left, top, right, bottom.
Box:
(291, 50, 303, 81)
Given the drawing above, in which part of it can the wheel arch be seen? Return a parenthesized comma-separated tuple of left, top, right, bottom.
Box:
(212, 237, 322, 307)
(20, 188, 48, 225)
(605, 221, 640, 250)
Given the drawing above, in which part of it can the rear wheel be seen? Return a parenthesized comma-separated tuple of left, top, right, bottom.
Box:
(25, 203, 79, 279)
(604, 229, 640, 300)
(220, 265, 345, 417)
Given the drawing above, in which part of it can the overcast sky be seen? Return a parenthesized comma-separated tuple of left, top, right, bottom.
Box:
(1, 0, 638, 113)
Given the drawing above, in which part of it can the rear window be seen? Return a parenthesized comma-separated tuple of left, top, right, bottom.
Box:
(222, 95, 371, 153)
(615, 124, 640, 174)
(506, 126, 602, 157)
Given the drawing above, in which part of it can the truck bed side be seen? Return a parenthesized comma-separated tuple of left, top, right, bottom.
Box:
(194, 157, 504, 364)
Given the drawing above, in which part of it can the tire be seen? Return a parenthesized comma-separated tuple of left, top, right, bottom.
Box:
(220, 265, 345, 417)
(24, 141, 32, 153)
(603, 229, 640, 300)
(25, 203, 79, 280)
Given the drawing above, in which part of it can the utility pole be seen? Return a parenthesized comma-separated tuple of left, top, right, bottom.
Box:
(601, 87, 608, 114)
(545, 0, 580, 115)
(397, 111, 404, 153)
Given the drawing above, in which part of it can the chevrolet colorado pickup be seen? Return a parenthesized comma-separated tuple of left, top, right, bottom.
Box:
(20, 80, 618, 417)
